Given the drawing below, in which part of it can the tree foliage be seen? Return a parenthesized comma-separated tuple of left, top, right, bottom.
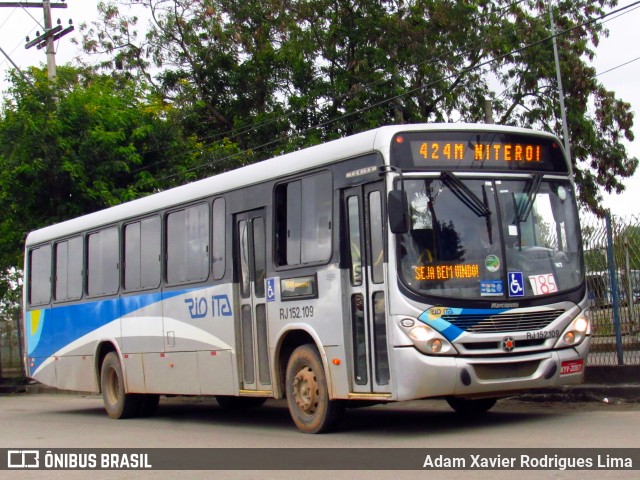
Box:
(614, 224, 640, 271)
(78, 0, 636, 214)
(0, 0, 637, 274)
(0, 66, 244, 271)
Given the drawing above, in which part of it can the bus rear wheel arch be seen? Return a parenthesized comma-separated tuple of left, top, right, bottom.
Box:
(285, 344, 344, 434)
(100, 351, 159, 419)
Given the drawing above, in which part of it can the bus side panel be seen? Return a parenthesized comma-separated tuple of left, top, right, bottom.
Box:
(25, 308, 57, 386)
(324, 345, 350, 398)
(52, 301, 118, 358)
(52, 299, 120, 391)
(141, 350, 236, 395)
(123, 354, 146, 393)
(120, 292, 165, 356)
(140, 285, 237, 395)
(56, 355, 98, 392)
(268, 265, 351, 398)
(25, 299, 125, 391)
(197, 350, 236, 394)
(143, 351, 201, 395)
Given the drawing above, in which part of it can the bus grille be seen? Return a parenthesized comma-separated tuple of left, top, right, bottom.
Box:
(442, 309, 564, 333)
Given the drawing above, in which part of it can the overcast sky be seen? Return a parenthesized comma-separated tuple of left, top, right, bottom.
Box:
(1, 1, 639, 218)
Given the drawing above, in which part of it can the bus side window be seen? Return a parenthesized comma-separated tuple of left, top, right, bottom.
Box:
(212, 197, 226, 280)
(124, 217, 161, 291)
(347, 196, 362, 286)
(275, 171, 332, 267)
(166, 203, 210, 285)
(29, 244, 52, 306)
(87, 227, 119, 296)
(55, 236, 83, 301)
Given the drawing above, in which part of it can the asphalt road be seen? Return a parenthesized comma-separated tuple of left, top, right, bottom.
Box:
(1, 393, 639, 479)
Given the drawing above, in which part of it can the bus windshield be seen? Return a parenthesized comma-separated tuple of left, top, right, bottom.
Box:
(398, 175, 583, 300)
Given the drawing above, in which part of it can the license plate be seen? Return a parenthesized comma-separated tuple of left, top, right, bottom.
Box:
(560, 359, 584, 375)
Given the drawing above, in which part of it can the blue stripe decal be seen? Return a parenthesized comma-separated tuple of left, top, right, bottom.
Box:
(417, 307, 508, 342)
(27, 288, 200, 373)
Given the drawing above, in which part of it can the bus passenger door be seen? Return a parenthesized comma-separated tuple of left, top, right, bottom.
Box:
(234, 209, 272, 394)
(343, 183, 390, 394)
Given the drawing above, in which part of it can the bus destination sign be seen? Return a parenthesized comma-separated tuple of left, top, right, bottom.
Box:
(418, 141, 542, 163)
(391, 131, 569, 173)
(415, 263, 480, 282)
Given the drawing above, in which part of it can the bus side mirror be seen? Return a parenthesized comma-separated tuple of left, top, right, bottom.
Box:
(388, 190, 409, 234)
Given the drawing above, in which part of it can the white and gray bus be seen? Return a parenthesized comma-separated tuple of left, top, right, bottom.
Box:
(23, 124, 590, 433)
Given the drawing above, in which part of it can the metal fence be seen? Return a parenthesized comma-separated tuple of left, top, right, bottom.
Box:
(582, 212, 640, 365)
(0, 310, 23, 382)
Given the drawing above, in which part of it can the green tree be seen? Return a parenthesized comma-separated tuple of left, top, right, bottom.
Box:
(76, 0, 636, 212)
(614, 224, 640, 271)
(0, 66, 242, 272)
(79, 0, 292, 153)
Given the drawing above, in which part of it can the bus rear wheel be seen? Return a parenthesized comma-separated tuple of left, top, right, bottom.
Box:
(100, 352, 141, 419)
(285, 344, 344, 434)
(446, 397, 497, 415)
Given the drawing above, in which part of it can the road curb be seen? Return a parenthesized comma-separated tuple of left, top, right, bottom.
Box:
(514, 384, 640, 403)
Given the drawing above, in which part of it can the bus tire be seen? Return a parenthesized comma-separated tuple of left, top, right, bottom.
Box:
(100, 352, 141, 419)
(285, 344, 344, 434)
(446, 397, 497, 415)
(216, 396, 267, 409)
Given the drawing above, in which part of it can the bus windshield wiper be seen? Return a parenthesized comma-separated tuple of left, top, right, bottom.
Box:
(516, 173, 542, 223)
(440, 172, 491, 217)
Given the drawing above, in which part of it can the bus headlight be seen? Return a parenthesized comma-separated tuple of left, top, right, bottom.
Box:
(554, 313, 590, 348)
(407, 324, 457, 355)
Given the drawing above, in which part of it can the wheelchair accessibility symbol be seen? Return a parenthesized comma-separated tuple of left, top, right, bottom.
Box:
(508, 272, 525, 297)
(266, 278, 276, 302)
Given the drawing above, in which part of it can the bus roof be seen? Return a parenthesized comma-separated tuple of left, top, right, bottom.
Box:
(25, 123, 561, 246)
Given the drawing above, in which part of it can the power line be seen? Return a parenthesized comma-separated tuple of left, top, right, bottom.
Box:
(494, 3, 640, 101)
(126, 0, 559, 177)
(131, 0, 534, 161)
(0, 44, 34, 86)
(149, 0, 640, 184)
(0, 3, 16, 29)
(20, 2, 44, 28)
(0, 1, 73, 82)
(113, 0, 530, 175)
(597, 56, 640, 77)
(594, 3, 640, 77)
(9, 1, 635, 185)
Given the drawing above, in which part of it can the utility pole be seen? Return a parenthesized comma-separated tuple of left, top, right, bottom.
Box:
(0, 1, 73, 80)
(549, 1, 573, 178)
(43, 0, 56, 79)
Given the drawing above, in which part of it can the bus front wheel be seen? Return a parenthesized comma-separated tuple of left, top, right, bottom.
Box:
(285, 344, 344, 434)
(100, 352, 141, 419)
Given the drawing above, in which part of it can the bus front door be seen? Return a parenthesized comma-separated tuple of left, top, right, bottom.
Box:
(234, 209, 272, 394)
(343, 183, 391, 395)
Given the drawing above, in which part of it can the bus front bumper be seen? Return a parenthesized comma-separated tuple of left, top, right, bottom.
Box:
(393, 338, 590, 401)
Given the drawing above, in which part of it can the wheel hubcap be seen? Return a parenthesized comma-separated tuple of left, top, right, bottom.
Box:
(293, 366, 319, 414)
